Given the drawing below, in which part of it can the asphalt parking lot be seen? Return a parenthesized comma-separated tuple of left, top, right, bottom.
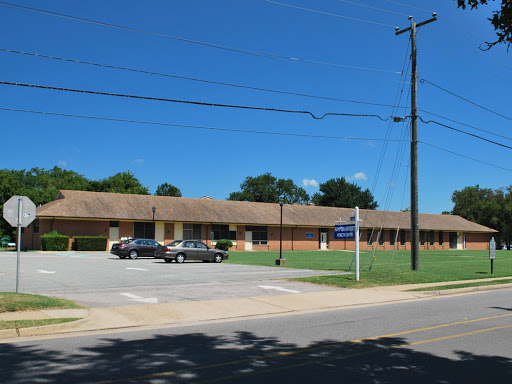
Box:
(0, 252, 348, 307)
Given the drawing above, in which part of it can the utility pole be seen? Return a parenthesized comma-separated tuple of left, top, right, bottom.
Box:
(396, 13, 437, 271)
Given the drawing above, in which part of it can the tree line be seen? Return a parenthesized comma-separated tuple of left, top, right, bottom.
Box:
(0, 168, 377, 240)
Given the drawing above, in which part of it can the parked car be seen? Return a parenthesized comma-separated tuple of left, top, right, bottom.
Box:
(110, 238, 164, 259)
(154, 240, 229, 263)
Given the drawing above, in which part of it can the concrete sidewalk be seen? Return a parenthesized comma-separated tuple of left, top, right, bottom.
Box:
(1, 278, 512, 340)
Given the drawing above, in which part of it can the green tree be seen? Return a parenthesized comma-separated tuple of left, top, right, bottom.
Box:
(89, 171, 149, 195)
(311, 177, 378, 209)
(456, 0, 512, 49)
(228, 173, 310, 204)
(451, 184, 506, 245)
(155, 183, 182, 197)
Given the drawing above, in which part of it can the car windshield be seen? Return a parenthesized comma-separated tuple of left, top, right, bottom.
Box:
(168, 240, 182, 247)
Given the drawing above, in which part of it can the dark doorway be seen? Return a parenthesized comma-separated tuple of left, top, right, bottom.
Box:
(449, 232, 458, 249)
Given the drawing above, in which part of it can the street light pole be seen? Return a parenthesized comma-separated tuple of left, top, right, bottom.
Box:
(276, 196, 286, 266)
(152, 205, 156, 240)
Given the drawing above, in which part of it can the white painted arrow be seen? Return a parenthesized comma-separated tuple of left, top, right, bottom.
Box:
(120, 293, 158, 304)
(258, 285, 300, 293)
(37, 270, 56, 274)
(126, 267, 149, 271)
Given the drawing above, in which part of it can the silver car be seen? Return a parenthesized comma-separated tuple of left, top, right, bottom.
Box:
(155, 240, 229, 263)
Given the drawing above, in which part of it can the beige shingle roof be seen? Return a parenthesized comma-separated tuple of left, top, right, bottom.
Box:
(36, 190, 497, 233)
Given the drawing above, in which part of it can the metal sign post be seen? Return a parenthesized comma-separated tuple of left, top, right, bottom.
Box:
(489, 237, 496, 275)
(336, 207, 360, 281)
(3, 195, 36, 293)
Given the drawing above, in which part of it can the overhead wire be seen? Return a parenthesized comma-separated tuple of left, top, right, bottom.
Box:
(418, 108, 512, 142)
(417, 36, 512, 85)
(420, 78, 512, 121)
(417, 117, 512, 150)
(337, 0, 409, 17)
(425, 26, 512, 72)
(263, 0, 397, 28)
(0, 80, 397, 121)
(0, 48, 407, 109)
(420, 141, 512, 172)
(0, 1, 400, 76)
(0, 106, 408, 142)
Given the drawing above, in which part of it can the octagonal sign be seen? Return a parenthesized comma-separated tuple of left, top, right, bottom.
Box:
(3, 196, 36, 227)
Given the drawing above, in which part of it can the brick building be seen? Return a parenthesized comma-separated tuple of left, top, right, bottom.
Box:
(21, 190, 497, 251)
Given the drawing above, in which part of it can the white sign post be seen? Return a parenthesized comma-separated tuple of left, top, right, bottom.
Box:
(336, 206, 360, 281)
(3, 196, 36, 293)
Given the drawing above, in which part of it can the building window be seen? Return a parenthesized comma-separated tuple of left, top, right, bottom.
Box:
(367, 229, 373, 246)
(212, 224, 236, 241)
(110, 221, 119, 227)
(429, 231, 435, 246)
(33, 218, 39, 234)
(389, 230, 396, 246)
(134, 222, 155, 239)
(420, 231, 425, 246)
(439, 231, 444, 246)
(183, 224, 202, 240)
(246, 226, 268, 245)
(378, 230, 385, 246)
(400, 230, 406, 245)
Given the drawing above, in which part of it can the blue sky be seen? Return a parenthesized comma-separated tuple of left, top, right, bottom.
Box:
(1, 0, 510, 214)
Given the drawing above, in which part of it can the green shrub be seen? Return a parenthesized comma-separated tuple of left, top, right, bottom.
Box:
(73, 236, 108, 251)
(41, 230, 69, 251)
(215, 239, 233, 251)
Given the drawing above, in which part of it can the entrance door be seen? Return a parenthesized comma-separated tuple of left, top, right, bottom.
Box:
(449, 232, 457, 249)
(245, 231, 252, 251)
(109, 226, 120, 249)
(320, 233, 327, 250)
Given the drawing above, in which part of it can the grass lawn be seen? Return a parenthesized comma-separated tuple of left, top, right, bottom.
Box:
(0, 318, 81, 331)
(226, 249, 512, 288)
(0, 292, 84, 313)
(407, 278, 512, 292)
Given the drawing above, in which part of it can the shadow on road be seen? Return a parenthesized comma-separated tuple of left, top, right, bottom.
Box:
(1, 331, 511, 383)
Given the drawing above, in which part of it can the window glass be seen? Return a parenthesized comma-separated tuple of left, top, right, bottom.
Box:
(430, 231, 435, 246)
(420, 231, 425, 245)
(246, 226, 268, 245)
(367, 229, 373, 245)
(390, 230, 396, 246)
(439, 231, 444, 245)
(134, 222, 155, 239)
(168, 240, 182, 247)
(379, 230, 385, 245)
(400, 230, 406, 245)
(183, 224, 202, 240)
(196, 242, 208, 249)
(183, 241, 196, 248)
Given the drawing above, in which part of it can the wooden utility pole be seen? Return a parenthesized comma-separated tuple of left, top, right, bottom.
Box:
(396, 14, 437, 271)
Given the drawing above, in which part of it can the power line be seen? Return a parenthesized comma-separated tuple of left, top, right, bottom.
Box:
(0, 48, 406, 109)
(0, 106, 408, 142)
(418, 108, 512, 142)
(418, 118, 512, 150)
(0, 1, 399, 75)
(420, 141, 512, 172)
(420, 78, 512, 121)
(264, 0, 397, 28)
(337, 0, 409, 17)
(417, 36, 512, 85)
(0, 80, 396, 121)
(426, 26, 512, 72)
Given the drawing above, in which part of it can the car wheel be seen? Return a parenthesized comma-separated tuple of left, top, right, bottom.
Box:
(175, 253, 185, 264)
(164, 258, 172, 263)
(214, 253, 223, 263)
(129, 250, 138, 260)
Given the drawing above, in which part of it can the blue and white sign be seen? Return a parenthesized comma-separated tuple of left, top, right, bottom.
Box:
(334, 224, 355, 239)
(306, 232, 314, 238)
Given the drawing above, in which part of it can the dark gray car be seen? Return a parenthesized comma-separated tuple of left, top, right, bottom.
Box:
(154, 240, 229, 263)
(110, 238, 164, 259)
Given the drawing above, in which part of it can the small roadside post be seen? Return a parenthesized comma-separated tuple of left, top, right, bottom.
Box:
(335, 207, 360, 281)
(489, 237, 496, 275)
(3, 195, 36, 293)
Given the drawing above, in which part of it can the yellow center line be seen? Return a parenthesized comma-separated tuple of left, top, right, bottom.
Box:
(93, 312, 512, 384)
